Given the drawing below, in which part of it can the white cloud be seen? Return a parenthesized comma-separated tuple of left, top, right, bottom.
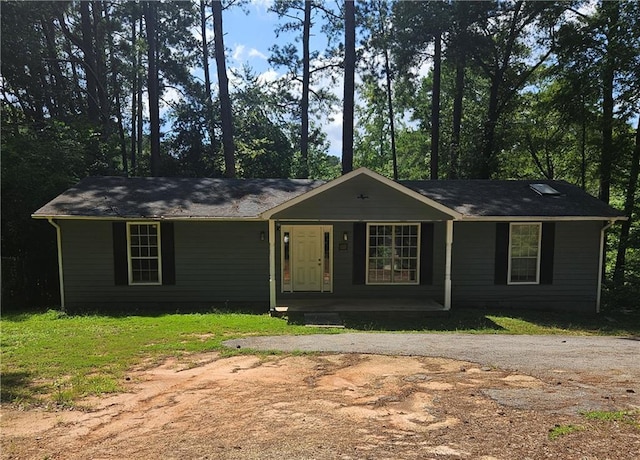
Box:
(248, 48, 268, 60)
(257, 69, 280, 84)
(232, 44, 246, 61)
(231, 43, 268, 64)
(250, 0, 274, 12)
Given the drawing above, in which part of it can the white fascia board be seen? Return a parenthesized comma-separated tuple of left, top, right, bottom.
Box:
(458, 215, 628, 222)
(261, 167, 461, 219)
(31, 215, 265, 221)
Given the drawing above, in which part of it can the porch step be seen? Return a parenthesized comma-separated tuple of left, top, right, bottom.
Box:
(304, 312, 344, 328)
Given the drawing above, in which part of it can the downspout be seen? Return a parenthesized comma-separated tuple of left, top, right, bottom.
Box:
(47, 218, 65, 311)
(596, 220, 615, 313)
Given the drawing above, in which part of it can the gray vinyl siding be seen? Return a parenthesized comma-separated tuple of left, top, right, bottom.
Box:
(451, 221, 602, 312)
(276, 221, 446, 303)
(59, 218, 604, 312)
(60, 220, 269, 308)
(272, 175, 453, 221)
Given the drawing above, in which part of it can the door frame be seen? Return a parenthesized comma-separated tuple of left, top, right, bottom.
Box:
(280, 224, 333, 293)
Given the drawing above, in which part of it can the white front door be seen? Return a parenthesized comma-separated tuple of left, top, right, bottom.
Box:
(292, 226, 323, 291)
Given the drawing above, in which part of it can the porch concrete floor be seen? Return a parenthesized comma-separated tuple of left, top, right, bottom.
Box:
(274, 298, 446, 313)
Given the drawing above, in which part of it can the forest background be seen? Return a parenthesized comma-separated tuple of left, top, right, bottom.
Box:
(1, 0, 638, 311)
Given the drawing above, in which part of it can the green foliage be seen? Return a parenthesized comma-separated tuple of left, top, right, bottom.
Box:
(1, 0, 639, 306)
(548, 424, 584, 440)
(582, 410, 639, 425)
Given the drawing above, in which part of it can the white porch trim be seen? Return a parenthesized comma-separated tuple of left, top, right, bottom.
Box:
(269, 219, 277, 311)
(444, 220, 453, 310)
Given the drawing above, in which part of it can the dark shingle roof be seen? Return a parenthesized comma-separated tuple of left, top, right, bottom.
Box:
(33, 176, 324, 219)
(33, 173, 624, 220)
(401, 179, 624, 218)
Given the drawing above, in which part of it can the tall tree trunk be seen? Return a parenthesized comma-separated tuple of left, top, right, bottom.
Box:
(378, 0, 397, 180)
(384, 47, 397, 181)
(41, 16, 66, 118)
(143, 0, 161, 177)
(136, 14, 144, 172)
(300, 0, 312, 178)
(136, 17, 144, 174)
(341, 0, 355, 175)
(430, 31, 441, 180)
(92, 0, 108, 128)
(613, 120, 640, 285)
(66, 38, 84, 115)
(201, 0, 215, 157)
(80, 1, 99, 123)
(105, 4, 127, 175)
(580, 101, 587, 190)
(130, 14, 138, 175)
(212, 0, 235, 178)
(449, 56, 465, 179)
(599, 1, 619, 204)
(479, 72, 501, 179)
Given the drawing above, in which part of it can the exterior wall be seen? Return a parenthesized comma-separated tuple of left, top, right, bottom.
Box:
(272, 175, 453, 221)
(60, 220, 269, 309)
(275, 221, 446, 303)
(451, 221, 602, 312)
(58, 218, 604, 312)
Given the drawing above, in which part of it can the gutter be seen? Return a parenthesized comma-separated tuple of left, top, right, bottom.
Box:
(47, 218, 65, 311)
(596, 220, 617, 314)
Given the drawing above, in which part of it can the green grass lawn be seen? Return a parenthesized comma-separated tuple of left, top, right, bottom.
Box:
(1, 309, 331, 407)
(2, 307, 639, 408)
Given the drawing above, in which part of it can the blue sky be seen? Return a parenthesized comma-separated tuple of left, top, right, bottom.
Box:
(207, 0, 345, 157)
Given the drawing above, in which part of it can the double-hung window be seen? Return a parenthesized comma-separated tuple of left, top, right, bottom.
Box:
(508, 223, 541, 284)
(367, 224, 420, 284)
(127, 223, 162, 284)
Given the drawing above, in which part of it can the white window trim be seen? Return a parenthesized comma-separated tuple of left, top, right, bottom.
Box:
(126, 222, 162, 286)
(366, 223, 421, 286)
(507, 222, 541, 285)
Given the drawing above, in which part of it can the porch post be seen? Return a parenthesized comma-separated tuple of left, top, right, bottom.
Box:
(444, 220, 453, 310)
(268, 219, 277, 311)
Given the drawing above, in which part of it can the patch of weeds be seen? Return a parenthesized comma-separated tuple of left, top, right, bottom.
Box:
(548, 424, 584, 440)
(582, 410, 640, 428)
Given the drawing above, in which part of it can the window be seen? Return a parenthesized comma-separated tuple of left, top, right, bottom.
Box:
(508, 223, 541, 284)
(367, 224, 420, 284)
(127, 223, 161, 284)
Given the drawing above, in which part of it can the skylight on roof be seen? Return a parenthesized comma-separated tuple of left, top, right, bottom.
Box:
(530, 183, 561, 196)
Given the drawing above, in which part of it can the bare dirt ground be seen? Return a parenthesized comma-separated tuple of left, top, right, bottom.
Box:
(2, 352, 639, 460)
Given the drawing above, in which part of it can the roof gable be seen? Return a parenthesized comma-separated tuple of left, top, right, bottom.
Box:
(262, 168, 461, 220)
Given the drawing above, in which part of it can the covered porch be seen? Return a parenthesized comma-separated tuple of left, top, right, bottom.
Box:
(261, 169, 459, 316)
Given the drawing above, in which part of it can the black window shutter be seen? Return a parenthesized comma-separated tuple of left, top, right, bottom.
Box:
(113, 222, 128, 285)
(161, 222, 176, 285)
(420, 223, 434, 285)
(352, 222, 366, 284)
(540, 222, 555, 285)
(494, 223, 509, 285)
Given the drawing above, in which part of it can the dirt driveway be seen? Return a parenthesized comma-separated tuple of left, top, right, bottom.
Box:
(2, 334, 639, 459)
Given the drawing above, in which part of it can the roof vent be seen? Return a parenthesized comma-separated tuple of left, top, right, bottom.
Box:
(530, 183, 561, 196)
